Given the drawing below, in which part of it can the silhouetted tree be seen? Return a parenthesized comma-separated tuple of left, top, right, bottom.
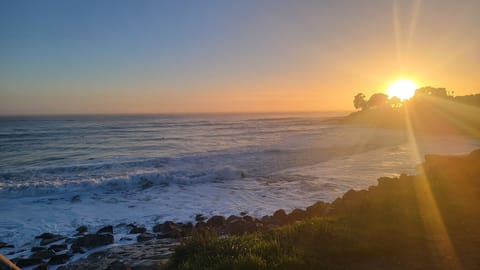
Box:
(353, 93, 367, 111)
(414, 87, 448, 98)
(367, 93, 389, 109)
(389, 96, 402, 108)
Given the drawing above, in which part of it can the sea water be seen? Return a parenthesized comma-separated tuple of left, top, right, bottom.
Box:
(1, 112, 479, 251)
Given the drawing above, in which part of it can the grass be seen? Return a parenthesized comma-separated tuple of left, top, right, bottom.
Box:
(165, 150, 480, 270)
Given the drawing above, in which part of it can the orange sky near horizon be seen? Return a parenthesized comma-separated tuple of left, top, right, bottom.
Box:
(0, 1, 479, 115)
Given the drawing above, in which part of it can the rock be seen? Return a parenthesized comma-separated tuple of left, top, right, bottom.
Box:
(153, 221, 175, 232)
(153, 221, 182, 238)
(225, 218, 257, 235)
(243, 215, 255, 223)
(306, 201, 330, 217)
(194, 221, 206, 229)
(49, 244, 68, 252)
(106, 260, 132, 270)
(272, 209, 288, 225)
(181, 222, 194, 236)
(30, 249, 55, 259)
(206, 215, 226, 228)
(226, 215, 241, 224)
(0, 242, 14, 249)
(96, 225, 113, 234)
(15, 258, 43, 268)
(129, 227, 147, 234)
(70, 245, 86, 254)
(40, 234, 65, 246)
(72, 233, 114, 248)
(48, 253, 71, 265)
(240, 211, 248, 216)
(35, 233, 55, 239)
(76, 225, 88, 234)
(288, 209, 306, 222)
(31, 246, 47, 252)
(137, 233, 155, 242)
(195, 214, 205, 222)
(33, 264, 48, 270)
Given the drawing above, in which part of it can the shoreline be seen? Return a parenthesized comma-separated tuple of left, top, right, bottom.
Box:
(3, 149, 479, 269)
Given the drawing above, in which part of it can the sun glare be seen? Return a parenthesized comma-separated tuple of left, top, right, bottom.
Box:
(387, 79, 417, 100)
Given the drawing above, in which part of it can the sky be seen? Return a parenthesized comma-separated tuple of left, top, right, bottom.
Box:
(0, 0, 479, 115)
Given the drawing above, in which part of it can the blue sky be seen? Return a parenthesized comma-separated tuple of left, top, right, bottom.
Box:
(1, 0, 479, 114)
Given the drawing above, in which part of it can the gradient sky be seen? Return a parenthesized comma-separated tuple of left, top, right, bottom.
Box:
(0, 0, 479, 115)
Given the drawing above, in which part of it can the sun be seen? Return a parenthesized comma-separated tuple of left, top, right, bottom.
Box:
(387, 79, 417, 100)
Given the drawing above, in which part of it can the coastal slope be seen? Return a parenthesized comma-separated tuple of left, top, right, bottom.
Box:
(167, 149, 480, 270)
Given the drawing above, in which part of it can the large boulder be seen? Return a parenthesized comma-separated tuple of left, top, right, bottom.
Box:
(72, 233, 114, 248)
(272, 209, 288, 225)
(40, 235, 65, 246)
(48, 254, 71, 265)
(288, 209, 306, 222)
(15, 258, 43, 268)
(96, 225, 113, 234)
(30, 249, 55, 260)
(306, 201, 330, 217)
(137, 233, 155, 242)
(206, 215, 226, 228)
(153, 221, 182, 238)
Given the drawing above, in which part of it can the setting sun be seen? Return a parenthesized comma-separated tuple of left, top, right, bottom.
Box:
(387, 79, 417, 100)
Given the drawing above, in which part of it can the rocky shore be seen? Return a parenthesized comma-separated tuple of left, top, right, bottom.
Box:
(2, 149, 480, 270)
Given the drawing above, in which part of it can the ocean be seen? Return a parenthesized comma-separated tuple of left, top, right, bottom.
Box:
(1, 112, 479, 252)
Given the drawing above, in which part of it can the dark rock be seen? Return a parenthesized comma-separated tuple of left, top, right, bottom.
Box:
(48, 253, 71, 265)
(240, 211, 248, 216)
(76, 225, 88, 234)
(206, 215, 226, 228)
(35, 233, 55, 239)
(153, 221, 175, 232)
(225, 218, 257, 235)
(70, 245, 85, 254)
(96, 225, 113, 234)
(31, 246, 47, 252)
(272, 209, 288, 225)
(30, 249, 55, 259)
(153, 221, 182, 238)
(0, 242, 14, 249)
(288, 209, 306, 222)
(306, 201, 330, 217)
(156, 230, 181, 239)
(226, 215, 241, 224)
(181, 222, 194, 236)
(243, 215, 255, 223)
(72, 233, 114, 248)
(33, 264, 49, 270)
(70, 195, 81, 202)
(40, 235, 65, 246)
(49, 244, 68, 252)
(106, 260, 132, 270)
(195, 214, 205, 222)
(194, 221, 206, 229)
(136, 233, 155, 242)
(15, 258, 43, 268)
(129, 227, 147, 234)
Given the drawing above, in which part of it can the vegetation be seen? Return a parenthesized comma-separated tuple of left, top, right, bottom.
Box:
(346, 87, 480, 137)
(166, 150, 480, 269)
